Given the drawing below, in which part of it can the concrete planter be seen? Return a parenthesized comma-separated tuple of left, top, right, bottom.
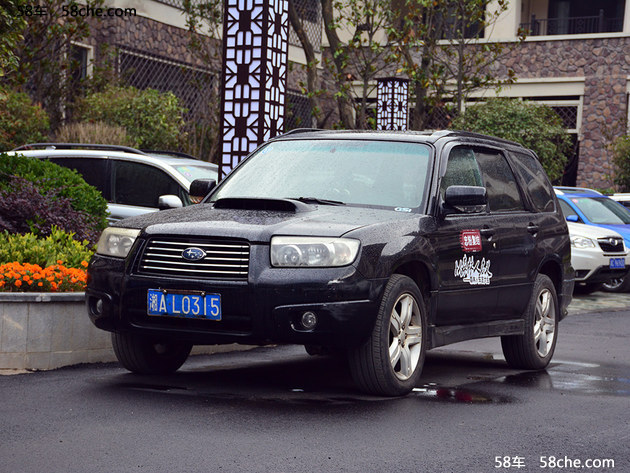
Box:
(0, 292, 115, 371)
(0, 292, 251, 371)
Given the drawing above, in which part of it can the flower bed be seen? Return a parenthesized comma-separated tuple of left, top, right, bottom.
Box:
(0, 261, 88, 292)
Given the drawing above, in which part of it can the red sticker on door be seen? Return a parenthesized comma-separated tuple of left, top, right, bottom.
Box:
(460, 230, 482, 253)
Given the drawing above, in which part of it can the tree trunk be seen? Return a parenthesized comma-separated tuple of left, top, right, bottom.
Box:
(321, 0, 355, 129)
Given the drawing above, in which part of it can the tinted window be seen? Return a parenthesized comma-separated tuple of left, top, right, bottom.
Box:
(475, 150, 525, 212)
(49, 157, 110, 200)
(113, 161, 181, 208)
(509, 151, 555, 212)
(440, 147, 483, 198)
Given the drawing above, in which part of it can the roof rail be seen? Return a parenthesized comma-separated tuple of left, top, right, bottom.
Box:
(281, 128, 324, 136)
(11, 143, 149, 155)
(140, 149, 199, 160)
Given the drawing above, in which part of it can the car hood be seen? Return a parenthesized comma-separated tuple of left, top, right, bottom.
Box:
(589, 223, 630, 244)
(567, 222, 624, 239)
(113, 200, 420, 242)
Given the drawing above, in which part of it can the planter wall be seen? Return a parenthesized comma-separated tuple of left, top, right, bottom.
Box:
(0, 292, 115, 371)
(0, 292, 251, 371)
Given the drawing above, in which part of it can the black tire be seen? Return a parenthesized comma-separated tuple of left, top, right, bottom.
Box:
(111, 332, 192, 374)
(574, 282, 603, 295)
(348, 274, 427, 396)
(501, 274, 558, 370)
(602, 275, 630, 293)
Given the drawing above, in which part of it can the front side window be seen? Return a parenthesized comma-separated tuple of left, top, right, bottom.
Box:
(475, 150, 525, 212)
(113, 161, 182, 208)
(212, 140, 433, 210)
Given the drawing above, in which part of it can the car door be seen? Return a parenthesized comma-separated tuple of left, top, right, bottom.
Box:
(111, 160, 184, 222)
(475, 148, 535, 319)
(432, 145, 500, 325)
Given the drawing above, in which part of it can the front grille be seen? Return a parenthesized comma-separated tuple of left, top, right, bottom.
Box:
(597, 237, 624, 253)
(138, 238, 250, 280)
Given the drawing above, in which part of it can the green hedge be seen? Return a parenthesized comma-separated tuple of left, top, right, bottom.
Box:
(0, 86, 50, 151)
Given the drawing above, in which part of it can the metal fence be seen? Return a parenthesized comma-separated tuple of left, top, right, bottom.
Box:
(117, 47, 216, 117)
(285, 90, 315, 130)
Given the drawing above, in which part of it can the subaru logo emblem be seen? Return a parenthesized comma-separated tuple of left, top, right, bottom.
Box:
(182, 247, 206, 261)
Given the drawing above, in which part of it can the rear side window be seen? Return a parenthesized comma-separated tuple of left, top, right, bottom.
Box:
(475, 150, 525, 212)
(509, 151, 555, 213)
(49, 157, 110, 200)
(113, 161, 181, 208)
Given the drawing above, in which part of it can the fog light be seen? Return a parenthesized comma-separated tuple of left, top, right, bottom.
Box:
(93, 298, 103, 316)
(301, 311, 318, 330)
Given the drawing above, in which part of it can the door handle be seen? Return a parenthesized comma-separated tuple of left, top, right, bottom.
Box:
(527, 224, 539, 234)
(480, 228, 495, 237)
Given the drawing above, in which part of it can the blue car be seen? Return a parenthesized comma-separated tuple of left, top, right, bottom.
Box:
(555, 186, 630, 292)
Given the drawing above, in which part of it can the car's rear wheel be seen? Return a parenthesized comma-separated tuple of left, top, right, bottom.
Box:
(501, 274, 558, 370)
(112, 332, 192, 374)
(348, 274, 427, 396)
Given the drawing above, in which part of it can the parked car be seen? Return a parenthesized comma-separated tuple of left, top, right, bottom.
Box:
(566, 222, 627, 293)
(555, 186, 630, 292)
(609, 193, 630, 209)
(87, 130, 573, 396)
(7, 143, 219, 224)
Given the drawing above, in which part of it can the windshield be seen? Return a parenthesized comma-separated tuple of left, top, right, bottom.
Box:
(174, 164, 218, 183)
(211, 139, 432, 209)
(571, 197, 630, 224)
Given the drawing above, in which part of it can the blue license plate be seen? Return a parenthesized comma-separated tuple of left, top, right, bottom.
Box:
(147, 289, 221, 321)
(609, 258, 625, 269)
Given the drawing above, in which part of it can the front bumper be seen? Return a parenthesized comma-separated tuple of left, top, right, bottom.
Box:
(572, 247, 628, 283)
(86, 252, 387, 348)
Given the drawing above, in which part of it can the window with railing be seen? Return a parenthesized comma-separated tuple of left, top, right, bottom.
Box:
(520, 0, 625, 36)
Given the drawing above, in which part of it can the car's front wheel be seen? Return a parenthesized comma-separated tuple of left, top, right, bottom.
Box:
(111, 333, 192, 374)
(348, 274, 427, 396)
(501, 274, 558, 370)
(601, 275, 630, 293)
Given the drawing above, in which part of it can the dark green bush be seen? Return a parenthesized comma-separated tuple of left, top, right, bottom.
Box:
(0, 86, 50, 151)
(75, 85, 186, 150)
(0, 153, 108, 243)
(612, 135, 630, 191)
(453, 98, 571, 182)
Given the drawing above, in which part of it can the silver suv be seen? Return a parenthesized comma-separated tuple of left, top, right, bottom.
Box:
(8, 144, 218, 224)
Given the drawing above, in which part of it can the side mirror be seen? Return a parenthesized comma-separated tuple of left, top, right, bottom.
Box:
(444, 185, 487, 213)
(190, 179, 216, 202)
(566, 214, 579, 223)
(158, 195, 183, 210)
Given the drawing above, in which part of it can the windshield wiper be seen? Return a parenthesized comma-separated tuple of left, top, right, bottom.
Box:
(287, 196, 346, 206)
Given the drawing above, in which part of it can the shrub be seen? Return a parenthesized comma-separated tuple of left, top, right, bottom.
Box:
(54, 121, 138, 147)
(0, 227, 94, 269)
(0, 86, 50, 151)
(453, 98, 571, 182)
(0, 261, 88, 292)
(0, 153, 108, 238)
(75, 85, 186, 150)
(612, 135, 630, 191)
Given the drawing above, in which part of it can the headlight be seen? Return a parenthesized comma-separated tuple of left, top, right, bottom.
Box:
(270, 236, 360, 267)
(96, 228, 140, 258)
(571, 236, 596, 249)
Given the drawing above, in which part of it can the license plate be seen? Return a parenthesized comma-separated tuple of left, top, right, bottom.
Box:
(147, 289, 221, 321)
(609, 258, 625, 269)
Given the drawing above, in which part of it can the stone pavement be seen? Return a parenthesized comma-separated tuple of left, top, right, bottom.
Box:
(568, 290, 630, 315)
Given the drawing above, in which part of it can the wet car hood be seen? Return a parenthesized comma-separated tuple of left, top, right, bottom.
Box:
(113, 201, 420, 242)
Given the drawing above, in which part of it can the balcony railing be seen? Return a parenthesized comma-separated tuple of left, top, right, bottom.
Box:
(520, 10, 624, 36)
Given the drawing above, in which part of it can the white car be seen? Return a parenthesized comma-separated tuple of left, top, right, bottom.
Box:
(7, 144, 218, 224)
(568, 221, 629, 293)
(609, 193, 630, 210)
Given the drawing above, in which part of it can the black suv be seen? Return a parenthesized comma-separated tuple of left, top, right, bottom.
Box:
(87, 130, 574, 396)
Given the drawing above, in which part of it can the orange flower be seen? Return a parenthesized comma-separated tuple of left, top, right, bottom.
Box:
(15, 280, 22, 287)
(81, 260, 89, 268)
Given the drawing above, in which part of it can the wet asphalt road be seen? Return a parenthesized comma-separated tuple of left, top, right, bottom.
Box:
(1, 307, 628, 473)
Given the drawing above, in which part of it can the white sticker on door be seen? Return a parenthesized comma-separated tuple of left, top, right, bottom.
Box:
(454, 254, 493, 285)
